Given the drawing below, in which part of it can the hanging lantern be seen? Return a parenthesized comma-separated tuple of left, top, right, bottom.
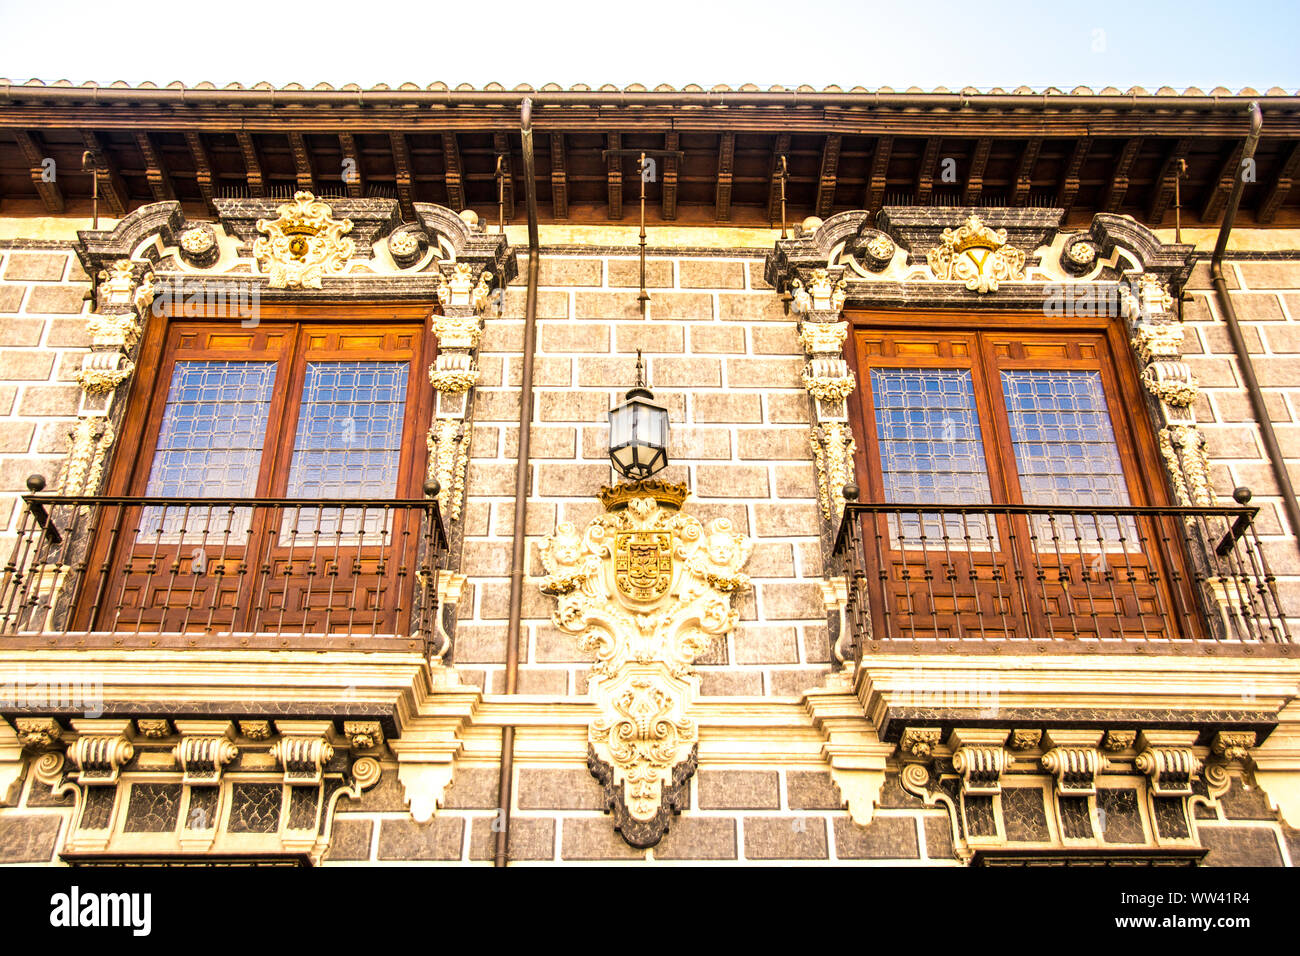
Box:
(607, 351, 669, 481)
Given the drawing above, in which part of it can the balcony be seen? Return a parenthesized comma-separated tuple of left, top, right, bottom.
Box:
(0, 489, 448, 651)
(830, 493, 1292, 661)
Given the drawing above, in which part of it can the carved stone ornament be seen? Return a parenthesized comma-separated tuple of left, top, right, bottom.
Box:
(539, 479, 752, 847)
(253, 191, 355, 289)
(926, 214, 1026, 293)
(798, 320, 848, 356)
(1211, 731, 1256, 763)
(899, 727, 943, 759)
(1135, 732, 1202, 797)
(802, 358, 856, 402)
(14, 717, 63, 751)
(790, 268, 847, 313)
(427, 418, 469, 522)
(810, 421, 857, 519)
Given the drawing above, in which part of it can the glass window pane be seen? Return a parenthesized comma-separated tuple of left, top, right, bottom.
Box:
(141, 360, 275, 538)
(1000, 369, 1135, 550)
(870, 368, 994, 544)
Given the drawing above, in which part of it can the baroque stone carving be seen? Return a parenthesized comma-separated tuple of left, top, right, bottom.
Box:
(1135, 732, 1202, 797)
(926, 214, 1026, 293)
(253, 191, 355, 289)
(1159, 424, 1213, 507)
(810, 421, 857, 520)
(1211, 731, 1256, 762)
(802, 359, 856, 402)
(539, 479, 751, 847)
(790, 268, 846, 313)
(14, 717, 63, 751)
(900, 727, 943, 759)
(68, 723, 135, 785)
(427, 419, 469, 522)
(271, 734, 336, 786)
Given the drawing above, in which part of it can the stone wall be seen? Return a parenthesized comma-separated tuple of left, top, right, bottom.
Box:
(1184, 258, 1300, 621)
(452, 251, 832, 698)
(0, 243, 90, 533)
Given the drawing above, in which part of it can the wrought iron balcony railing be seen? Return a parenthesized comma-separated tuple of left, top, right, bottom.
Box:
(830, 491, 1291, 661)
(0, 485, 448, 646)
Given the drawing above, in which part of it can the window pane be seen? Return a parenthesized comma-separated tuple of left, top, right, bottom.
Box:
(1000, 369, 1134, 551)
(140, 360, 275, 539)
(871, 368, 994, 545)
(283, 361, 409, 537)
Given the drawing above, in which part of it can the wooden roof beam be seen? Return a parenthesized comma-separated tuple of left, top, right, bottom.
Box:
(1146, 138, 1191, 224)
(183, 131, 217, 213)
(389, 133, 415, 219)
(1102, 137, 1143, 212)
(1012, 137, 1043, 207)
(288, 132, 315, 194)
(767, 132, 791, 225)
(715, 131, 735, 221)
(81, 132, 127, 217)
(1056, 137, 1091, 216)
(13, 130, 63, 213)
(661, 131, 679, 221)
(1259, 141, 1300, 224)
(134, 132, 175, 203)
(916, 137, 941, 206)
(442, 132, 466, 211)
(962, 137, 992, 205)
(550, 132, 568, 220)
(493, 131, 516, 222)
(235, 132, 265, 197)
(814, 134, 842, 218)
(865, 136, 894, 215)
(337, 133, 365, 199)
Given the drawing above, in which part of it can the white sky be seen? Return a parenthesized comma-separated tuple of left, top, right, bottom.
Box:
(1, 0, 1298, 90)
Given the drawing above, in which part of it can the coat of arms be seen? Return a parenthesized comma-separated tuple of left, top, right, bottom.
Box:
(614, 530, 672, 600)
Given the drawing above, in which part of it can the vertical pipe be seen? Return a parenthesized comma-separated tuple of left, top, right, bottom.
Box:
(496, 96, 541, 868)
(1209, 102, 1300, 560)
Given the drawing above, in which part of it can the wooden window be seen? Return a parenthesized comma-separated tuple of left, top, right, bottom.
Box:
(847, 315, 1200, 641)
(80, 304, 434, 635)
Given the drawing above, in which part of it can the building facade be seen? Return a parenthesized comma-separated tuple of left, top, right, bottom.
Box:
(1, 83, 1299, 865)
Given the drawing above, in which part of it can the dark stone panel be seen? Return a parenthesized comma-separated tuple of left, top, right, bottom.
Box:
(743, 817, 829, 860)
(335, 766, 407, 813)
(0, 815, 61, 863)
(786, 772, 842, 810)
(964, 795, 997, 838)
(469, 817, 556, 861)
(440, 767, 501, 810)
(26, 779, 74, 808)
(324, 819, 373, 861)
(1059, 795, 1095, 839)
(1153, 797, 1191, 840)
(876, 774, 925, 809)
(228, 783, 282, 834)
(652, 817, 737, 861)
(123, 783, 182, 833)
(186, 788, 218, 830)
(288, 786, 320, 830)
(925, 815, 956, 860)
(1097, 788, 1145, 845)
(1002, 787, 1050, 842)
(698, 771, 780, 810)
(1220, 777, 1277, 821)
(1198, 826, 1285, 867)
(377, 818, 464, 861)
(834, 815, 920, 860)
(79, 787, 116, 830)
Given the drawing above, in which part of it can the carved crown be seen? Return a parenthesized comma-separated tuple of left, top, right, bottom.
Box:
(598, 479, 689, 513)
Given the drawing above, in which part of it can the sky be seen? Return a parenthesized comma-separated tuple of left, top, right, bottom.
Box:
(1, 0, 1298, 90)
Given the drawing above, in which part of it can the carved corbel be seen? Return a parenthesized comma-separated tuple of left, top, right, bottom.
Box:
(948, 728, 1008, 796)
(344, 721, 385, 751)
(1041, 730, 1107, 796)
(14, 717, 64, 752)
(539, 479, 752, 848)
(67, 719, 135, 785)
(810, 422, 857, 520)
(270, 721, 337, 785)
(427, 418, 470, 522)
(172, 720, 238, 786)
(1135, 731, 1202, 796)
(899, 727, 943, 761)
(1212, 730, 1256, 763)
(803, 673, 893, 825)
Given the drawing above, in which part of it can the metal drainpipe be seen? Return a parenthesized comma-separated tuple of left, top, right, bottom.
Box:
(495, 97, 541, 868)
(1209, 101, 1300, 558)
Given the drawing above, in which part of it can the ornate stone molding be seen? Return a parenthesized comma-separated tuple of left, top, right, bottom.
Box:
(925, 213, 1026, 292)
(1136, 731, 1203, 796)
(1041, 730, 1107, 795)
(810, 421, 857, 521)
(270, 722, 337, 785)
(67, 719, 135, 785)
(538, 479, 751, 847)
(172, 720, 238, 786)
(948, 728, 1008, 795)
(253, 191, 355, 289)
